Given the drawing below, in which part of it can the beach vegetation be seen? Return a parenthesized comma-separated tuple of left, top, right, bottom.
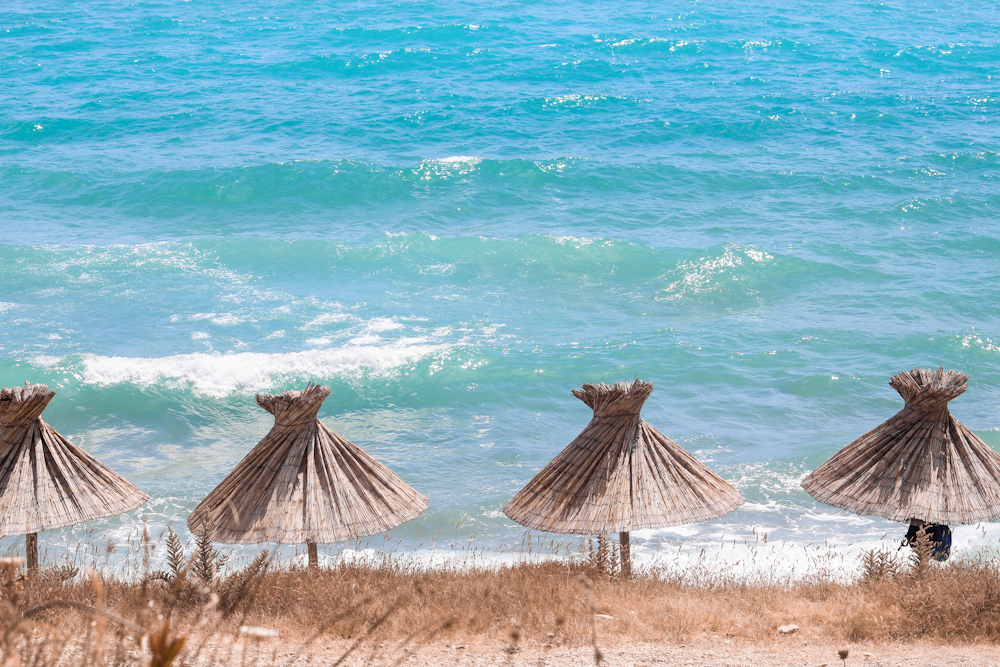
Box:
(1, 534, 1000, 665)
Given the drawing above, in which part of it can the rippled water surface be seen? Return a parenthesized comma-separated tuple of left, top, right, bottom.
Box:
(2, 0, 999, 571)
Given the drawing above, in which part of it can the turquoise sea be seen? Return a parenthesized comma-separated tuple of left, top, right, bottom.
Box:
(2, 0, 999, 571)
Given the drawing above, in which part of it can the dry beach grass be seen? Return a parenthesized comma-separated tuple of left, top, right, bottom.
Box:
(2, 532, 1000, 666)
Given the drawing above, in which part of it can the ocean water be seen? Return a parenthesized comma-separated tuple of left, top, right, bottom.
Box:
(2, 0, 1000, 573)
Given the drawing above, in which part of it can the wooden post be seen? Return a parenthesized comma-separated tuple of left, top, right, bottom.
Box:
(26, 533, 38, 573)
(307, 542, 318, 569)
(619, 531, 631, 579)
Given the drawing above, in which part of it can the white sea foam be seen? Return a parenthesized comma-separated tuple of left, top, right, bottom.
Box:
(414, 156, 483, 180)
(551, 235, 600, 247)
(543, 94, 616, 107)
(660, 244, 774, 300)
(33, 355, 63, 366)
(45, 342, 449, 398)
(384, 231, 439, 241)
(433, 155, 482, 165)
(182, 312, 242, 325)
(347, 335, 383, 345)
(419, 263, 456, 276)
(961, 332, 1000, 353)
(302, 312, 353, 329)
(363, 317, 404, 333)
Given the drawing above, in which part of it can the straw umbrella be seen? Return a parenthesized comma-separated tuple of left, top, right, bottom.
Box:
(0, 382, 149, 571)
(504, 379, 744, 577)
(188, 384, 428, 567)
(802, 367, 1000, 525)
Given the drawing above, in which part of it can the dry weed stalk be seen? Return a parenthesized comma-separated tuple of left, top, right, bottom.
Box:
(148, 622, 186, 667)
(576, 574, 603, 665)
(859, 548, 902, 584)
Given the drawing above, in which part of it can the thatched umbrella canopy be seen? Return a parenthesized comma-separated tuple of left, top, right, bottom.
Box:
(188, 384, 428, 566)
(802, 367, 1000, 526)
(0, 382, 149, 570)
(503, 379, 744, 576)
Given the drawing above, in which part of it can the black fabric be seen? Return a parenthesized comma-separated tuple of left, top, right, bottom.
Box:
(903, 522, 952, 561)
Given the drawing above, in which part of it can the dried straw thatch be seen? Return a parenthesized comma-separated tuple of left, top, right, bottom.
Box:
(503, 379, 744, 535)
(802, 367, 1000, 525)
(0, 382, 149, 567)
(188, 384, 428, 548)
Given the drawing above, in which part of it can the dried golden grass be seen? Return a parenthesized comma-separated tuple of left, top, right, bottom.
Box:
(7, 541, 1000, 655)
(2, 535, 1000, 667)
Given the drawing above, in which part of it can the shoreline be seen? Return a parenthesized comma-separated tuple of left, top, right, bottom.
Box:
(5, 525, 988, 585)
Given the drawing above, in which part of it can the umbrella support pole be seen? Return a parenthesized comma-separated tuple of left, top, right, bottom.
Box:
(619, 531, 631, 579)
(26, 533, 38, 573)
(307, 542, 318, 569)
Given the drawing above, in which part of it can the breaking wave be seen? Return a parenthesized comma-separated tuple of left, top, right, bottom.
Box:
(34, 341, 450, 398)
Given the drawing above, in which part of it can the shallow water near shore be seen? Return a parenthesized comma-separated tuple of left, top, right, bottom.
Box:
(2, 0, 1000, 573)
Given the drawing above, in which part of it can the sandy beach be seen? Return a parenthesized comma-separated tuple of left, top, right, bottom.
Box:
(256, 637, 1000, 667)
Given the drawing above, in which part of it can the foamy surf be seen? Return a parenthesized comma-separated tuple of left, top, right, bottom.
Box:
(33, 341, 450, 398)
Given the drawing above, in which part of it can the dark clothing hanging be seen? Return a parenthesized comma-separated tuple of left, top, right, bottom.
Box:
(903, 522, 952, 561)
